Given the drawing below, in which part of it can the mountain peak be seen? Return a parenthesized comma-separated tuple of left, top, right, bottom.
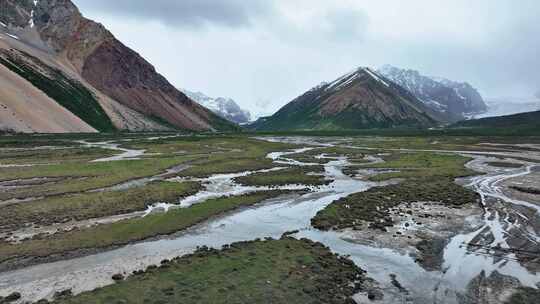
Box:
(322, 67, 391, 94)
(182, 89, 251, 124)
(250, 66, 437, 131)
(378, 65, 487, 121)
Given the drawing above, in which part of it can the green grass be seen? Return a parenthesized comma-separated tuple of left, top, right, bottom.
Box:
(0, 135, 304, 258)
(0, 191, 287, 264)
(311, 178, 480, 231)
(234, 166, 328, 187)
(345, 136, 484, 151)
(0, 181, 201, 230)
(0, 155, 199, 200)
(288, 146, 369, 164)
(312, 151, 480, 231)
(178, 157, 275, 178)
(53, 238, 365, 304)
(0, 49, 116, 132)
(164, 138, 298, 178)
(246, 126, 540, 137)
(366, 152, 475, 181)
(0, 147, 117, 165)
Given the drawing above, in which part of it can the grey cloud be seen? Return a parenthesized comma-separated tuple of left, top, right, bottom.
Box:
(71, 0, 540, 115)
(323, 9, 368, 42)
(260, 7, 369, 49)
(73, 0, 272, 29)
(74, 0, 369, 44)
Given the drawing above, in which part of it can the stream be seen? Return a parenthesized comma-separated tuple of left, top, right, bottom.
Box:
(77, 140, 146, 162)
(0, 137, 539, 303)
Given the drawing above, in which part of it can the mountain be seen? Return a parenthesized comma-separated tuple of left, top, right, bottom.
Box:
(451, 110, 540, 134)
(182, 90, 251, 124)
(250, 67, 438, 131)
(378, 65, 487, 122)
(0, 0, 236, 133)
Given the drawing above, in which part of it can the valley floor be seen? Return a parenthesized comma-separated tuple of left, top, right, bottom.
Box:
(0, 133, 539, 304)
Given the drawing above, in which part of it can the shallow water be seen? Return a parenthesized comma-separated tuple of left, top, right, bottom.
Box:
(0, 137, 539, 303)
(439, 155, 540, 289)
(0, 147, 383, 302)
(77, 140, 146, 162)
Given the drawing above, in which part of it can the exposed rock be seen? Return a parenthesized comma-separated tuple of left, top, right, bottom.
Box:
(510, 186, 540, 195)
(414, 238, 447, 271)
(2, 292, 21, 303)
(459, 271, 521, 304)
(53, 289, 72, 299)
(0, 0, 34, 28)
(367, 288, 384, 300)
(0, 0, 237, 132)
(505, 286, 540, 304)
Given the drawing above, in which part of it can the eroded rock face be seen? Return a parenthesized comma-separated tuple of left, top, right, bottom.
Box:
(0, 0, 34, 28)
(81, 38, 217, 131)
(0, 0, 236, 131)
(32, 0, 221, 130)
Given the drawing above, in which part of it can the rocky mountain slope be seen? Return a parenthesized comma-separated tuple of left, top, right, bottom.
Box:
(0, 0, 236, 133)
(250, 67, 437, 131)
(378, 65, 487, 122)
(182, 90, 251, 124)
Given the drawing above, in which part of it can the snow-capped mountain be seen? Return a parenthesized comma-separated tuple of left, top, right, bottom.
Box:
(250, 67, 438, 131)
(182, 90, 251, 124)
(378, 65, 487, 121)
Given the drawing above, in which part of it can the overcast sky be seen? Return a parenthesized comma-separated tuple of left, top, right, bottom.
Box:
(73, 0, 540, 117)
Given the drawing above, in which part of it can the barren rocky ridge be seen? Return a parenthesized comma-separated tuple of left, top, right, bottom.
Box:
(0, 0, 236, 133)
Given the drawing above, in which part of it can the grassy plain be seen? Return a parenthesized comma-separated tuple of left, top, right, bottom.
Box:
(53, 237, 366, 304)
(0, 191, 287, 265)
(312, 151, 480, 230)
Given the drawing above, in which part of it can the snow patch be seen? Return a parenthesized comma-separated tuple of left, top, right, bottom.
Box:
(182, 89, 251, 123)
(325, 67, 391, 92)
(364, 67, 390, 87)
(423, 99, 448, 110)
(29, 10, 35, 28)
(454, 88, 466, 100)
(6, 33, 19, 40)
(325, 69, 358, 91)
(333, 72, 360, 91)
